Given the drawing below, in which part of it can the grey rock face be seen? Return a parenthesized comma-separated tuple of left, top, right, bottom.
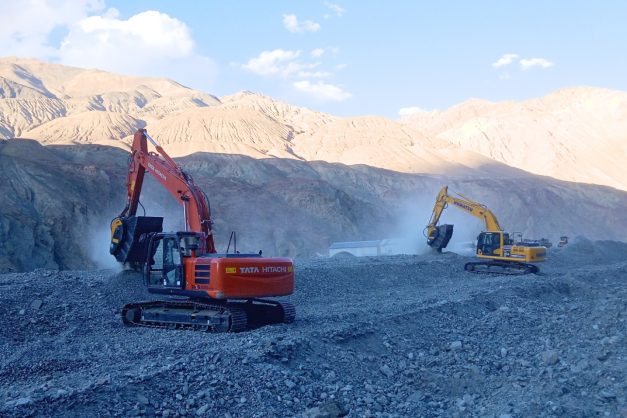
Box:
(3, 140, 627, 273)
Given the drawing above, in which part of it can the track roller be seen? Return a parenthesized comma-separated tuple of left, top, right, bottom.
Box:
(464, 260, 540, 275)
(120, 298, 295, 332)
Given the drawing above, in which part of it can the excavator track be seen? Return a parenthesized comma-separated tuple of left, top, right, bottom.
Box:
(464, 260, 539, 275)
(243, 299, 295, 327)
(121, 299, 294, 332)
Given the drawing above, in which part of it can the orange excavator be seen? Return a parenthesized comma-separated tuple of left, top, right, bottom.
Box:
(109, 129, 295, 332)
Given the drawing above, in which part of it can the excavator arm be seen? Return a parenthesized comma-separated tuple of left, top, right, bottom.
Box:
(123, 129, 215, 251)
(110, 129, 216, 263)
(425, 186, 503, 251)
(426, 186, 450, 241)
(429, 186, 502, 232)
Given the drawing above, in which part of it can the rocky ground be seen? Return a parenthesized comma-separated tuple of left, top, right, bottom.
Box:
(0, 237, 625, 417)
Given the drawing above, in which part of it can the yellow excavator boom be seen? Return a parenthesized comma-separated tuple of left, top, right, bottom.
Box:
(427, 186, 502, 236)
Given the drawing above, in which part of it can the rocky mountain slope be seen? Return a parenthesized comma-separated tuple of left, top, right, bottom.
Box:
(400, 87, 627, 191)
(0, 57, 218, 147)
(2, 58, 625, 190)
(1, 58, 493, 177)
(1, 139, 626, 273)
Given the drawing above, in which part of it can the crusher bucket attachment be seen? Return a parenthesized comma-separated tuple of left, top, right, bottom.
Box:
(110, 215, 163, 263)
(427, 224, 454, 252)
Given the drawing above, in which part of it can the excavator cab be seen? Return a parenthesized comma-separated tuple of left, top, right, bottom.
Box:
(476, 231, 515, 256)
(146, 234, 181, 288)
(476, 232, 502, 256)
(144, 232, 203, 290)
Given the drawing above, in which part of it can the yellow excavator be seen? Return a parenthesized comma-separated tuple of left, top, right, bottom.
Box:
(425, 186, 546, 274)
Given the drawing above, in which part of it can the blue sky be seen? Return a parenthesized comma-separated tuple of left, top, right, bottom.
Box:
(2, 0, 626, 117)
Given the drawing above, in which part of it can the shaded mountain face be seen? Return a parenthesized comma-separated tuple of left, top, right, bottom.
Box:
(0, 140, 124, 272)
(1, 140, 626, 273)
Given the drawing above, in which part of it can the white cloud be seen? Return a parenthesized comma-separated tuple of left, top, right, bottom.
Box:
(0, 3, 217, 91)
(335, 63, 347, 71)
(0, 0, 105, 59)
(491, 54, 554, 78)
(59, 10, 216, 89)
(520, 58, 554, 70)
(293, 80, 351, 101)
(492, 53, 519, 68)
(323, 2, 345, 18)
(282, 14, 321, 33)
(398, 106, 426, 116)
(297, 71, 332, 78)
(61, 11, 194, 62)
(311, 48, 325, 58)
(241, 49, 312, 76)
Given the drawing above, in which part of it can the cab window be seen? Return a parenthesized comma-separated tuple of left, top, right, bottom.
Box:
(148, 238, 164, 286)
(163, 237, 181, 287)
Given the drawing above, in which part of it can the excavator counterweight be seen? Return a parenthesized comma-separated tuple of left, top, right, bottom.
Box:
(110, 129, 295, 332)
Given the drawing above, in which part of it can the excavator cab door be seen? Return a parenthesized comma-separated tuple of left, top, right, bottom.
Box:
(476, 232, 501, 257)
(145, 235, 184, 289)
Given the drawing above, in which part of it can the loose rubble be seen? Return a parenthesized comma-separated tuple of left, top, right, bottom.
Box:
(0, 239, 625, 417)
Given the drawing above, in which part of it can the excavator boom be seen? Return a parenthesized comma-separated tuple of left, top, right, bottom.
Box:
(110, 130, 215, 263)
(426, 186, 502, 238)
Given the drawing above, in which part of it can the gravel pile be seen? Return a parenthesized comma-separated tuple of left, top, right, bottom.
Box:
(0, 240, 625, 417)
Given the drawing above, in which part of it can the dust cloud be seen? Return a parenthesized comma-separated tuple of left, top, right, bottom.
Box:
(86, 218, 123, 272)
(434, 206, 483, 255)
(390, 194, 484, 256)
(84, 175, 187, 271)
(388, 197, 432, 255)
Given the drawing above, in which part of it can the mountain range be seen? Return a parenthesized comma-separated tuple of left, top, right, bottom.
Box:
(3, 57, 625, 190)
(0, 57, 625, 272)
(400, 88, 627, 191)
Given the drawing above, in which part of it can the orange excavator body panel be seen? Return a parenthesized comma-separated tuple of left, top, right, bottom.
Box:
(184, 257, 294, 299)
